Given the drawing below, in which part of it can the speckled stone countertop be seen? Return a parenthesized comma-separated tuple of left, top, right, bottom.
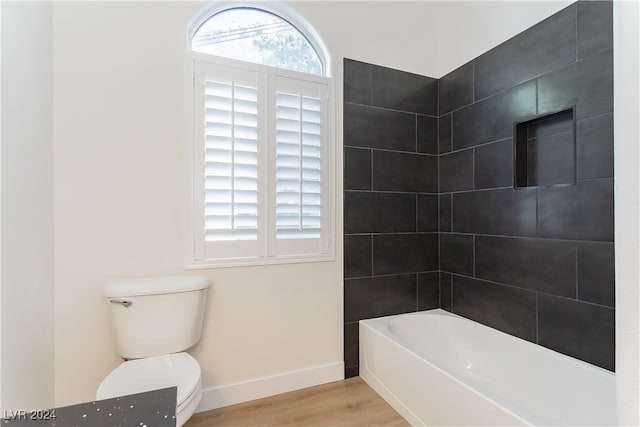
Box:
(2, 387, 176, 427)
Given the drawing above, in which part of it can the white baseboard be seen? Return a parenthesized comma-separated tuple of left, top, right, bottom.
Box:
(195, 361, 344, 412)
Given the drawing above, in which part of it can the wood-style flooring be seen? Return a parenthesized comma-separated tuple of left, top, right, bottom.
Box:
(184, 377, 409, 427)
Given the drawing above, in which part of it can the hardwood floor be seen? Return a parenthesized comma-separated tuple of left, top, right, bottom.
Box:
(185, 377, 410, 427)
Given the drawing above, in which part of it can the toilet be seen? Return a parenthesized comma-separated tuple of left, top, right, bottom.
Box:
(97, 275, 211, 427)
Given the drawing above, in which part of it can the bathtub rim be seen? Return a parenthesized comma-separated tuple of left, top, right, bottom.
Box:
(359, 308, 616, 426)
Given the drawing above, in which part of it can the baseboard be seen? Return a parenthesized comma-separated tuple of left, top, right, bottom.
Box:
(195, 361, 344, 412)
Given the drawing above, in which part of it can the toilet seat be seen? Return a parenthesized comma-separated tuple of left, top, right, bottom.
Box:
(96, 352, 201, 411)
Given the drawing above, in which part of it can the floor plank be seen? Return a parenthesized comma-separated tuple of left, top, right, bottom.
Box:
(185, 377, 410, 427)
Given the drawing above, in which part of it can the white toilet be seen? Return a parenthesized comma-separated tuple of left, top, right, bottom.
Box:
(97, 275, 211, 427)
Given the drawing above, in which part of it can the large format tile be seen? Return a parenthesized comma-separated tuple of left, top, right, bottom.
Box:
(418, 272, 440, 311)
(577, 1, 613, 60)
(439, 194, 452, 232)
(344, 103, 416, 151)
(474, 139, 513, 189)
(439, 62, 474, 115)
(453, 81, 537, 150)
(440, 233, 474, 277)
(344, 147, 371, 191)
(452, 188, 537, 237)
(417, 115, 438, 155)
(475, 236, 576, 297)
(538, 294, 615, 371)
(438, 113, 452, 154)
(372, 66, 437, 115)
(344, 274, 417, 322)
(344, 322, 359, 368)
(439, 149, 474, 192)
(538, 49, 613, 120)
(538, 178, 614, 241)
(373, 233, 438, 275)
(440, 272, 452, 312)
(577, 114, 614, 181)
(418, 194, 438, 232)
(453, 276, 537, 342)
(344, 234, 372, 279)
(373, 151, 438, 193)
(577, 242, 615, 307)
(474, 3, 576, 100)
(344, 59, 372, 105)
(344, 191, 416, 234)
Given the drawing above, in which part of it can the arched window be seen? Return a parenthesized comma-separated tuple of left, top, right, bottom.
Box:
(186, 4, 334, 267)
(191, 7, 324, 76)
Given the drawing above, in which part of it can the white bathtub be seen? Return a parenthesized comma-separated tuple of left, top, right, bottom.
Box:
(359, 309, 616, 426)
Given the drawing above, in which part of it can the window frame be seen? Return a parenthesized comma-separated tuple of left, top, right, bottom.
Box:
(184, 6, 334, 269)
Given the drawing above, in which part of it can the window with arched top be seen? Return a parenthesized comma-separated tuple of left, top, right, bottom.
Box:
(191, 7, 324, 76)
(186, 4, 334, 267)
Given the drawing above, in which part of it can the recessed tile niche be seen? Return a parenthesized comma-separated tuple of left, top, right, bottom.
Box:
(514, 108, 576, 188)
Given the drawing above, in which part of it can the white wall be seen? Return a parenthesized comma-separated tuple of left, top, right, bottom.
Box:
(614, 1, 640, 424)
(0, 0, 55, 411)
(434, 0, 573, 78)
(52, 0, 439, 407)
(433, 1, 572, 77)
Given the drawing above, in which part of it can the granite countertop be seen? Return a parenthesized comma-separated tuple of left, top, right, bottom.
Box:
(2, 387, 176, 427)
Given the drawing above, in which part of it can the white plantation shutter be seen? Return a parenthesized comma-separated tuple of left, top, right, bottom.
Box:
(270, 76, 329, 256)
(204, 80, 259, 240)
(274, 92, 322, 238)
(191, 57, 332, 264)
(194, 62, 264, 260)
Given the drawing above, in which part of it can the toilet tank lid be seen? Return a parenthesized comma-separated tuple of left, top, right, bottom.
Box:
(104, 275, 211, 298)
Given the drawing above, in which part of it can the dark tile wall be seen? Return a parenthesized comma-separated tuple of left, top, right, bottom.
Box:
(343, 59, 439, 378)
(438, 1, 615, 371)
(343, 0, 614, 376)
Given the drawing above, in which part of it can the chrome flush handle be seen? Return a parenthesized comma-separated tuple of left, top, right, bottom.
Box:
(110, 299, 132, 308)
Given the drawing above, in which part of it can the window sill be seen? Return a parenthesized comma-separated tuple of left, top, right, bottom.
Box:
(184, 253, 336, 270)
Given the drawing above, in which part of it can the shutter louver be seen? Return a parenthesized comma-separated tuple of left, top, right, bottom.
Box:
(275, 91, 322, 239)
(204, 79, 259, 242)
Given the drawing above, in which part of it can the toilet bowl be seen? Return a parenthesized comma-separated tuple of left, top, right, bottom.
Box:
(98, 275, 211, 427)
(97, 353, 202, 426)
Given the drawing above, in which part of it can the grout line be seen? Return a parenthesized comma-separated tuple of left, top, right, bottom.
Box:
(344, 101, 438, 118)
(343, 145, 439, 157)
(416, 194, 420, 232)
(450, 193, 454, 231)
(472, 60, 476, 103)
(472, 147, 476, 190)
(535, 78, 539, 115)
(536, 188, 540, 238)
(344, 189, 441, 196)
(415, 114, 418, 153)
(441, 271, 615, 310)
(450, 274, 454, 312)
(438, 272, 442, 308)
(575, 243, 579, 299)
(449, 111, 454, 153)
(370, 234, 374, 277)
(473, 235, 476, 278)
(369, 148, 374, 190)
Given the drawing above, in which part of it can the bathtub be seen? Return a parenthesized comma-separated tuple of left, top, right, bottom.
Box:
(359, 309, 616, 426)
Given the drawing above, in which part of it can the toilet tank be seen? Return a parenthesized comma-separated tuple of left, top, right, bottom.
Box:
(104, 275, 211, 359)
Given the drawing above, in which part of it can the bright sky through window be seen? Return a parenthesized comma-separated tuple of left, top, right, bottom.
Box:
(192, 8, 323, 75)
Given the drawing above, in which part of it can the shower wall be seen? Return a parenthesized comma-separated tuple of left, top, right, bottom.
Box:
(343, 0, 614, 376)
(343, 60, 439, 377)
(438, 0, 614, 372)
